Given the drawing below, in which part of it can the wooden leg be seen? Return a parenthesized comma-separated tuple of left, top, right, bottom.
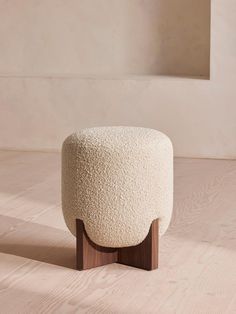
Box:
(76, 218, 159, 271)
(118, 219, 159, 270)
(76, 219, 117, 270)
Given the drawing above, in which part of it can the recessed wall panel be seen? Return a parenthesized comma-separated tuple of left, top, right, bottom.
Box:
(0, 0, 211, 78)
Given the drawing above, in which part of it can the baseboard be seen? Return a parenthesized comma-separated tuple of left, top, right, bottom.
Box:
(0, 148, 235, 160)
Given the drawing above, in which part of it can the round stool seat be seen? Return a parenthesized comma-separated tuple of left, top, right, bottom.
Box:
(62, 126, 173, 248)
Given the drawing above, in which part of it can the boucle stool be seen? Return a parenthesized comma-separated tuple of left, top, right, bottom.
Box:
(62, 126, 173, 270)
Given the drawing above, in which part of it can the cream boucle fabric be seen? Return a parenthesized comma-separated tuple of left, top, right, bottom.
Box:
(62, 126, 173, 248)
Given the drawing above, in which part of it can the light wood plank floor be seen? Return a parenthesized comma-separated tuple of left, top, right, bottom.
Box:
(0, 151, 235, 314)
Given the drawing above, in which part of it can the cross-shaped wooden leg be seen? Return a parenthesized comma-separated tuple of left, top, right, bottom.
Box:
(76, 218, 159, 271)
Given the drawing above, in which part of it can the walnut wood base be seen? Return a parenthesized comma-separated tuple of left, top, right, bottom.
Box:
(76, 218, 159, 271)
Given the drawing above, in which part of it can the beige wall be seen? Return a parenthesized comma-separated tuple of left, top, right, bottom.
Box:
(0, 0, 236, 159)
(0, 0, 210, 77)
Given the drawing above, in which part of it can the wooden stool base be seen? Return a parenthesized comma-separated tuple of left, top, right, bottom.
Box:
(76, 219, 159, 271)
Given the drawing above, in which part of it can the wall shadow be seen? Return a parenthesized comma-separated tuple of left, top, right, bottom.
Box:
(123, 0, 211, 77)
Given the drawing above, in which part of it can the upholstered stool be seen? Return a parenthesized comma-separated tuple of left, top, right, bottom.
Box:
(62, 127, 173, 270)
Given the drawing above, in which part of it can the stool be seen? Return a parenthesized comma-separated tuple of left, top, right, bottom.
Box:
(62, 126, 173, 270)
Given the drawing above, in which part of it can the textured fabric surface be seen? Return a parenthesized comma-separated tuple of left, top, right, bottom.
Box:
(62, 126, 173, 247)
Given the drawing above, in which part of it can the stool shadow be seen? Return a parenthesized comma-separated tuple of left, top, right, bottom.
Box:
(0, 214, 76, 269)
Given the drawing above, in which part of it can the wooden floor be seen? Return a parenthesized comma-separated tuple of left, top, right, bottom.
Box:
(0, 151, 235, 314)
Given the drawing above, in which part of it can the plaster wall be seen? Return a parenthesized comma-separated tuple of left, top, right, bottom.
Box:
(0, 0, 235, 159)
